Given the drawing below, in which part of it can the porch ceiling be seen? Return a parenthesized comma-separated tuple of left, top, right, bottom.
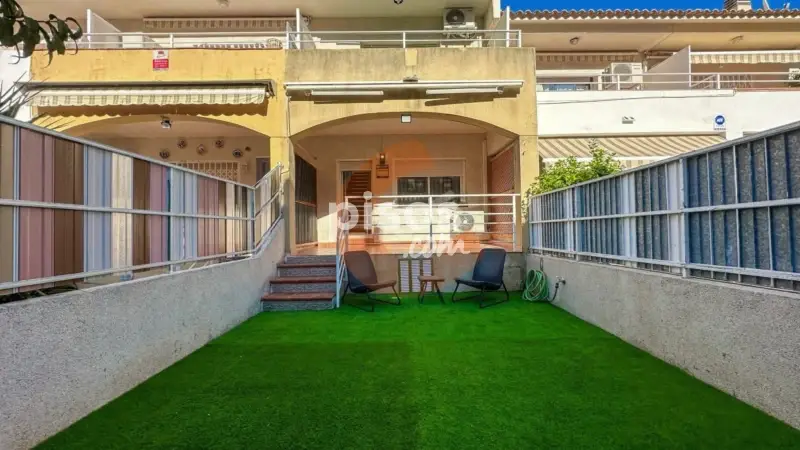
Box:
(304, 117, 488, 136)
(22, 0, 492, 21)
(81, 117, 261, 139)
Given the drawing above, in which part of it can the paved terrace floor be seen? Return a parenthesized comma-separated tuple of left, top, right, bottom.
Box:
(39, 294, 800, 449)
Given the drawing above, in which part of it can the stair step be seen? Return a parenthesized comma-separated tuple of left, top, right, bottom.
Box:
(277, 262, 337, 278)
(277, 263, 336, 268)
(269, 276, 338, 293)
(285, 255, 337, 265)
(261, 292, 335, 312)
(270, 276, 336, 284)
(262, 292, 335, 301)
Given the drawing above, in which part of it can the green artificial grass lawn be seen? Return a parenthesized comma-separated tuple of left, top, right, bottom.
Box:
(39, 293, 800, 450)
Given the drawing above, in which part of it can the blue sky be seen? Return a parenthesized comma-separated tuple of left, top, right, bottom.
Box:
(501, 0, 766, 10)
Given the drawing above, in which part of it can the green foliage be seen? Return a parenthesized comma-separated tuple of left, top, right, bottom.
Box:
(527, 140, 623, 197)
(1, 0, 82, 64)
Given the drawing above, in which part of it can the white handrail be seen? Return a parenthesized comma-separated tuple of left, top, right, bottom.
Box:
(65, 28, 522, 50)
(537, 71, 800, 91)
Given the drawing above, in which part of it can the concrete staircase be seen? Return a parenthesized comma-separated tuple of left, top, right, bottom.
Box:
(261, 255, 337, 311)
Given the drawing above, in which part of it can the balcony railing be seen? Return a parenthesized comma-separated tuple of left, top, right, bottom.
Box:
(341, 193, 521, 252)
(66, 28, 523, 50)
(0, 116, 282, 296)
(537, 71, 800, 92)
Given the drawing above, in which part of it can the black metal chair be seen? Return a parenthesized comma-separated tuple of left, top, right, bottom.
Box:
(451, 248, 509, 309)
(344, 251, 401, 312)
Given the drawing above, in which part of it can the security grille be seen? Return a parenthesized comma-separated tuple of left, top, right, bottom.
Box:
(398, 258, 433, 293)
(176, 161, 240, 182)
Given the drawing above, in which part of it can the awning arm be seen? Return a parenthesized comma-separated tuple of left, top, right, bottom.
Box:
(285, 79, 524, 94)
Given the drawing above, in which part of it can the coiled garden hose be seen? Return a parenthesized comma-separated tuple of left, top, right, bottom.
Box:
(522, 269, 550, 302)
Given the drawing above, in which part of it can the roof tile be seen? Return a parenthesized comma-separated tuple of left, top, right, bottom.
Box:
(510, 8, 800, 20)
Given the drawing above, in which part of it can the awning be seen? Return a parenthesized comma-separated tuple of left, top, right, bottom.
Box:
(538, 135, 725, 160)
(691, 51, 800, 65)
(24, 80, 274, 107)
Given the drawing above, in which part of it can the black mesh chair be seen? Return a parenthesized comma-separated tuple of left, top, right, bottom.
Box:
(344, 251, 401, 312)
(451, 248, 509, 309)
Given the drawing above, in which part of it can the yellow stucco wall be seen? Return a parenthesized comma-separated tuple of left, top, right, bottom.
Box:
(29, 49, 288, 138)
(285, 47, 537, 137)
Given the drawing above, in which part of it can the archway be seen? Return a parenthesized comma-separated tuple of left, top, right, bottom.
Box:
(289, 112, 522, 254)
(67, 115, 272, 186)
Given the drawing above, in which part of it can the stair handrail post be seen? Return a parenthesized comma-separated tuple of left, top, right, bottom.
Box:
(428, 195, 435, 252)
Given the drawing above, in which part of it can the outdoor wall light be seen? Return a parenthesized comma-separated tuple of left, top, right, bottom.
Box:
(569, 37, 580, 45)
(379, 152, 387, 166)
(401, 114, 412, 123)
(160, 117, 172, 129)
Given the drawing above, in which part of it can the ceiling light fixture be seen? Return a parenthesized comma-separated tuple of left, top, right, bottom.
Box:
(160, 117, 172, 129)
(569, 37, 580, 45)
(400, 114, 412, 124)
(217, 0, 230, 7)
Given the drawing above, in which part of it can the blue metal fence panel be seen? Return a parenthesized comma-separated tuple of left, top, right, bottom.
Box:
(529, 121, 800, 291)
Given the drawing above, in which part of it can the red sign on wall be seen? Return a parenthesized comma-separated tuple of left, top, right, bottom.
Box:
(152, 50, 169, 71)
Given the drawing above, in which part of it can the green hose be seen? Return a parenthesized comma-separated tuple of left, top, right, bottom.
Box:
(522, 269, 550, 302)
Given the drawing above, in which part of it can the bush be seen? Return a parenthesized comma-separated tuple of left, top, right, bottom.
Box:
(526, 141, 623, 196)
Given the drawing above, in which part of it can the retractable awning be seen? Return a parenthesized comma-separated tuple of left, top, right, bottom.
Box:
(539, 135, 725, 160)
(24, 80, 275, 107)
(691, 51, 800, 65)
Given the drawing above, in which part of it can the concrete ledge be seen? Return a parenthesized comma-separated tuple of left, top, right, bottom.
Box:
(528, 254, 800, 429)
(0, 221, 285, 450)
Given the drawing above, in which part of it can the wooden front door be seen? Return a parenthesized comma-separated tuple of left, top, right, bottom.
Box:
(342, 171, 371, 233)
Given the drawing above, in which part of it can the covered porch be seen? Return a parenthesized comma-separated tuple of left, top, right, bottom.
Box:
(288, 112, 523, 256)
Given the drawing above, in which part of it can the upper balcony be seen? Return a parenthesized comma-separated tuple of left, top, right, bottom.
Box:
(536, 49, 800, 93)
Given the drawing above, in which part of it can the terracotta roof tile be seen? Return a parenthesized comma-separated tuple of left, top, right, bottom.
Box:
(510, 8, 800, 20)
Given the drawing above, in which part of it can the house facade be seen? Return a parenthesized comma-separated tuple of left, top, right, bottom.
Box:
(11, 0, 800, 255)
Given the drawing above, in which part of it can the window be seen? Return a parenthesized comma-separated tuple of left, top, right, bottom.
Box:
(397, 176, 462, 204)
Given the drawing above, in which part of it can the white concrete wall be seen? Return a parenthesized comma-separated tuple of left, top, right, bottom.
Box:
(643, 46, 691, 90)
(527, 254, 800, 430)
(0, 220, 285, 450)
(538, 90, 800, 140)
(0, 50, 31, 121)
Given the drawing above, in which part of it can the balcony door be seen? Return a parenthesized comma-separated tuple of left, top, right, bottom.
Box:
(341, 170, 371, 233)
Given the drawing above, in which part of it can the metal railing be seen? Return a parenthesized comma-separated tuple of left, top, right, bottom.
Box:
(528, 120, 800, 291)
(62, 28, 523, 50)
(342, 193, 521, 252)
(334, 215, 350, 309)
(537, 71, 800, 92)
(290, 29, 522, 49)
(0, 116, 282, 294)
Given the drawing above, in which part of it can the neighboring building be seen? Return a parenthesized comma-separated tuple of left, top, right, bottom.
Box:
(514, 1, 800, 167)
(11, 0, 800, 256)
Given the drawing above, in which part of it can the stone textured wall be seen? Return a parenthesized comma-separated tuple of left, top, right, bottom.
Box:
(0, 221, 285, 449)
(527, 254, 800, 429)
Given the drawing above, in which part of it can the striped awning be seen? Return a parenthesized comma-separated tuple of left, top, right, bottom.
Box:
(29, 86, 270, 107)
(691, 51, 800, 65)
(539, 135, 725, 160)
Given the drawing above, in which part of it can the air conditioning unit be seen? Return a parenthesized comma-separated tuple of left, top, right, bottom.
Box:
(450, 210, 487, 234)
(443, 7, 477, 44)
(602, 63, 644, 90)
(443, 8, 477, 30)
